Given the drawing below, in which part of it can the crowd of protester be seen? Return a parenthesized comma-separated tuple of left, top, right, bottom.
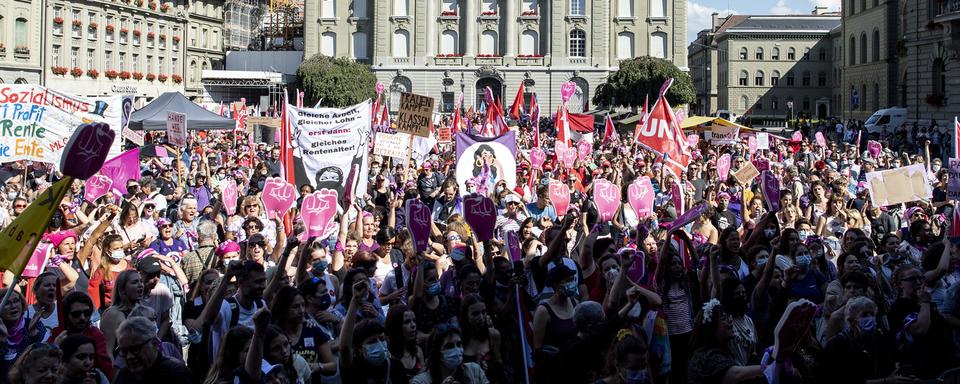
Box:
(0, 112, 956, 384)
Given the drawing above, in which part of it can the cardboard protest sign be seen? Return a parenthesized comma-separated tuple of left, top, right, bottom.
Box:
(395, 92, 434, 137)
(438, 127, 452, 143)
(220, 180, 239, 216)
(404, 198, 432, 253)
(166, 112, 187, 147)
(22, 241, 51, 279)
(760, 171, 781, 212)
(84, 174, 113, 204)
(865, 164, 932, 206)
(463, 193, 497, 241)
(950, 158, 960, 200)
(732, 161, 760, 185)
(717, 154, 731, 180)
(623, 249, 646, 284)
(748, 136, 758, 154)
(815, 132, 826, 147)
(529, 148, 546, 169)
(669, 203, 707, 232)
(710, 125, 739, 144)
(627, 177, 655, 218)
(593, 179, 621, 222)
(373, 132, 409, 159)
(261, 177, 297, 219)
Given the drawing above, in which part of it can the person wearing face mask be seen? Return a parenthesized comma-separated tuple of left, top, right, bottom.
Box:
(338, 279, 392, 383)
(785, 244, 828, 304)
(410, 324, 488, 384)
(88, 234, 129, 310)
(596, 332, 652, 384)
(532, 264, 579, 383)
(818, 297, 911, 384)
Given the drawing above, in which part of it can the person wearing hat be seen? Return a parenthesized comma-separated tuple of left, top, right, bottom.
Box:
(495, 193, 528, 241)
(149, 218, 189, 256)
(136, 251, 185, 344)
(711, 192, 737, 231)
(417, 160, 445, 207)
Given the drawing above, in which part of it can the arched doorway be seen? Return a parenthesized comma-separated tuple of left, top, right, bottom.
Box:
(389, 76, 412, 112)
(475, 77, 502, 110)
(569, 77, 589, 113)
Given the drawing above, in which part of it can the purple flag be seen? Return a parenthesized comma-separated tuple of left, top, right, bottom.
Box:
(100, 148, 141, 195)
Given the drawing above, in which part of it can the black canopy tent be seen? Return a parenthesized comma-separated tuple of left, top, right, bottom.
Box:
(127, 92, 236, 131)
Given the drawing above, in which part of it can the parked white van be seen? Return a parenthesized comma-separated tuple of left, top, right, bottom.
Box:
(864, 108, 908, 134)
(715, 110, 738, 122)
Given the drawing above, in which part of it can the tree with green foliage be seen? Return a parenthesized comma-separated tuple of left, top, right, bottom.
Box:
(593, 57, 695, 108)
(297, 55, 378, 107)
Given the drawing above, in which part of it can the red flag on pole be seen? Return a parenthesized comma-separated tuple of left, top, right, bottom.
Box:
(451, 93, 464, 133)
(603, 113, 616, 144)
(634, 90, 691, 179)
(634, 95, 649, 142)
(556, 105, 571, 145)
(510, 82, 526, 120)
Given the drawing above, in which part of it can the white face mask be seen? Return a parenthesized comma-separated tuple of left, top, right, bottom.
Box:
(109, 250, 125, 261)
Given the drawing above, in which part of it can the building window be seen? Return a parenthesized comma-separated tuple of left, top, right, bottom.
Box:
(394, 0, 408, 16)
(934, 58, 946, 96)
(739, 95, 748, 110)
(201, 28, 208, 48)
(786, 71, 795, 86)
(15, 18, 27, 48)
(87, 13, 97, 39)
(803, 47, 810, 60)
(873, 83, 880, 109)
(52, 45, 61, 66)
(570, 0, 585, 15)
(739, 70, 748, 86)
(860, 33, 867, 63)
(481, 0, 496, 14)
(803, 96, 810, 111)
(354, 0, 368, 17)
(569, 29, 586, 57)
(441, 92, 455, 113)
(650, 0, 666, 17)
(189, 61, 196, 82)
(849, 36, 856, 65)
(772, 47, 780, 60)
(321, 0, 335, 18)
(133, 54, 139, 72)
(739, 47, 747, 60)
(649, 32, 667, 58)
(393, 29, 409, 57)
(480, 30, 498, 55)
(440, 30, 458, 55)
(802, 71, 811, 86)
(617, 32, 634, 59)
(755, 47, 763, 60)
(755, 97, 763, 110)
(872, 29, 880, 61)
(817, 71, 826, 86)
(787, 47, 796, 60)
(105, 51, 112, 69)
(818, 47, 826, 61)
(771, 97, 779, 110)
(771, 70, 780, 86)
(87, 49, 95, 68)
(72, 10, 81, 38)
(53, 8, 63, 35)
(522, 0, 538, 13)
(190, 27, 197, 46)
(353, 32, 368, 59)
(71, 47, 79, 67)
(754, 70, 764, 86)
(520, 30, 538, 55)
(321, 32, 336, 56)
(146, 55, 153, 73)
(119, 52, 125, 70)
(441, 0, 457, 14)
(618, 0, 633, 16)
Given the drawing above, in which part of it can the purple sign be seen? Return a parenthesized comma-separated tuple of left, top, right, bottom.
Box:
(404, 198, 432, 253)
(506, 231, 522, 262)
(761, 171, 781, 212)
(463, 193, 497, 241)
(669, 203, 707, 232)
(61, 123, 115, 180)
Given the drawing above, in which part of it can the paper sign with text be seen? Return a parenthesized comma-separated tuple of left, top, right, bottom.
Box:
(373, 132, 410, 159)
(166, 111, 187, 147)
(733, 162, 760, 185)
(947, 158, 960, 200)
(865, 164, 932, 206)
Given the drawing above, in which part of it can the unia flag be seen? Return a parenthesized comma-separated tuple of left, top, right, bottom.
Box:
(634, 83, 691, 178)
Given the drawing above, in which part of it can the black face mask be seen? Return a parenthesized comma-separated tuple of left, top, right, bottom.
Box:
(727, 296, 748, 315)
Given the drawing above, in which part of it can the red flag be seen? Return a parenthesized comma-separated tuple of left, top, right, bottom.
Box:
(556, 105, 571, 145)
(371, 93, 382, 125)
(483, 88, 509, 137)
(451, 93, 465, 133)
(603, 113, 616, 144)
(380, 104, 390, 130)
(634, 94, 691, 179)
(510, 82, 526, 120)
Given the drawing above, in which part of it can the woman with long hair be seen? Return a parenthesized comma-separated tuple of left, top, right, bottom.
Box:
(263, 325, 309, 383)
(410, 324, 488, 384)
(26, 272, 58, 332)
(88, 233, 129, 311)
(718, 227, 748, 280)
(99, 270, 144, 354)
(204, 326, 254, 384)
(270, 286, 336, 375)
(58, 334, 110, 384)
(654, 229, 700, 384)
(816, 196, 848, 238)
(686, 300, 765, 383)
(691, 205, 719, 245)
(597, 332, 652, 384)
(115, 202, 153, 249)
(339, 277, 391, 383)
(460, 294, 504, 383)
(385, 304, 424, 383)
(0, 287, 46, 376)
(786, 244, 828, 304)
(804, 181, 829, 222)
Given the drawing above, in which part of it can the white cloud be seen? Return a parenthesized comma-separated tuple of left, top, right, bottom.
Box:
(687, 2, 736, 44)
(770, 0, 802, 14)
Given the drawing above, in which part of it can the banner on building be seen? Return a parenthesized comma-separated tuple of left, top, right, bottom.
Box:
(865, 164, 932, 206)
(395, 92, 434, 138)
(455, 131, 517, 194)
(0, 85, 127, 165)
(290, 101, 372, 200)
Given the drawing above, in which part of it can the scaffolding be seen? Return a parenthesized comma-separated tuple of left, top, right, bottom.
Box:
(224, 0, 263, 51)
(263, 0, 303, 50)
(223, 0, 302, 51)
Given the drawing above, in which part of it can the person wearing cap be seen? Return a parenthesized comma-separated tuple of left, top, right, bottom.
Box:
(417, 160, 445, 208)
(495, 193, 527, 241)
(711, 192, 737, 231)
(136, 252, 179, 342)
(113, 316, 194, 384)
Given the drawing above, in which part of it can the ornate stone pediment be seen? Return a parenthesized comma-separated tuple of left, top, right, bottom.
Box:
(475, 66, 503, 80)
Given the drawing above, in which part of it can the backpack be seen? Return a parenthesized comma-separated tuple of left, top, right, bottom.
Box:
(225, 296, 266, 328)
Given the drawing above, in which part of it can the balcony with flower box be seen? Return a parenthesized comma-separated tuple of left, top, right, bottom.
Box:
(519, 10, 539, 20)
(479, 10, 498, 20)
(14, 46, 30, 59)
(439, 10, 458, 20)
(475, 54, 502, 66)
(434, 53, 463, 65)
(515, 54, 544, 66)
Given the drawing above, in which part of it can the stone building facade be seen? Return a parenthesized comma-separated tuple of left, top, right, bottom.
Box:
(839, 0, 900, 121)
(304, 0, 688, 114)
(899, 0, 960, 123)
(0, 0, 43, 84)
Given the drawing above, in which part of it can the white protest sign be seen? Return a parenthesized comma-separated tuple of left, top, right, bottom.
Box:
(122, 127, 145, 146)
(374, 132, 409, 159)
(290, 100, 372, 200)
(710, 125, 740, 145)
(949, 158, 960, 200)
(757, 132, 770, 150)
(865, 164, 932, 206)
(166, 111, 187, 147)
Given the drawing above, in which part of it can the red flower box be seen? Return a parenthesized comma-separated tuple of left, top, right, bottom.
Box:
(87, 69, 99, 78)
(51, 66, 69, 75)
(89, 21, 98, 29)
(440, 10, 457, 16)
(517, 54, 544, 58)
(436, 53, 464, 58)
(158, 74, 168, 82)
(476, 54, 501, 57)
(70, 67, 84, 77)
(146, 73, 156, 81)
(133, 29, 142, 36)
(171, 74, 183, 83)
(135, 0, 144, 6)
(72, 20, 82, 27)
(147, 32, 156, 39)
(160, 3, 171, 12)
(480, 11, 497, 16)
(173, 35, 181, 43)
(158, 34, 166, 40)
(119, 71, 131, 79)
(106, 24, 115, 33)
(132, 71, 143, 80)
(53, 16, 64, 24)
(105, 70, 119, 79)
(120, 28, 129, 34)
(521, 10, 538, 16)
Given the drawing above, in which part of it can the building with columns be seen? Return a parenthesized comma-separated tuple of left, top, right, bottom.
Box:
(304, 0, 688, 114)
(0, 0, 43, 84)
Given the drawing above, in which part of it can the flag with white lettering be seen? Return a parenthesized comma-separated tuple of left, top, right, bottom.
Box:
(634, 93, 691, 179)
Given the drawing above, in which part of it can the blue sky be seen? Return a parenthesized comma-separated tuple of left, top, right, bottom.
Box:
(687, 0, 841, 43)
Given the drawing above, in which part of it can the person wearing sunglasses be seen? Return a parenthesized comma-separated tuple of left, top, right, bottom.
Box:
(113, 316, 194, 384)
(888, 264, 957, 380)
(149, 218, 189, 256)
(48, 291, 115, 379)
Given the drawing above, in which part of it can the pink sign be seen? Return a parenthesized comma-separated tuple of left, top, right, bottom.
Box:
(760, 171, 781, 212)
(627, 177, 655, 218)
(61, 123, 116, 180)
(622, 249, 646, 284)
(791, 131, 803, 142)
(717, 154, 732, 181)
(560, 82, 576, 102)
(687, 134, 700, 149)
(592, 179, 621, 222)
(83, 174, 113, 204)
(529, 148, 546, 169)
(669, 203, 707, 232)
(404, 198, 432, 253)
(577, 141, 592, 162)
(753, 158, 770, 173)
(375, 82, 385, 94)
(555, 142, 577, 168)
(301, 189, 339, 238)
(221, 181, 239, 216)
(815, 132, 826, 147)
(774, 300, 818, 359)
(671, 181, 684, 214)
(22, 242, 52, 279)
(748, 136, 758, 154)
(261, 177, 297, 219)
(867, 140, 882, 158)
(548, 180, 571, 216)
(463, 193, 498, 241)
